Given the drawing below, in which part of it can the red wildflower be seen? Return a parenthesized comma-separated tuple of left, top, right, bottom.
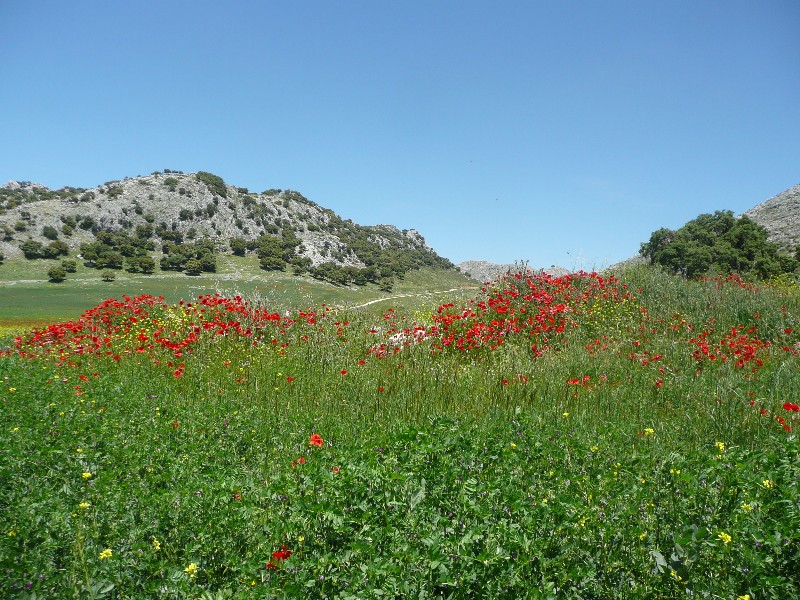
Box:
(171, 420, 179, 430)
(174, 369, 183, 378)
(309, 433, 324, 447)
(333, 466, 340, 474)
(286, 376, 295, 383)
(340, 369, 347, 376)
(265, 545, 292, 570)
(783, 402, 800, 412)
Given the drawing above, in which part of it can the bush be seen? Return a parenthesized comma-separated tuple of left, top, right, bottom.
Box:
(101, 270, 115, 282)
(47, 266, 66, 282)
(42, 225, 59, 240)
(184, 258, 202, 276)
(61, 259, 77, 273)
(20, 240, 44, 259)
(229, 237, 247, 256)
(196, 171, 227, 198)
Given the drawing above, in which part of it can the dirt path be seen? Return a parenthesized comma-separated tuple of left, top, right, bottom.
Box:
(349, 287, 476, 309)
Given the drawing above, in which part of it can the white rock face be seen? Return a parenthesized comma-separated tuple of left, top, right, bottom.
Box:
(744, 183, 800, 251)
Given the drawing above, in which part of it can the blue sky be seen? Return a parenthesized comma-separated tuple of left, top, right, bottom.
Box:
(1, 1, 798, 270)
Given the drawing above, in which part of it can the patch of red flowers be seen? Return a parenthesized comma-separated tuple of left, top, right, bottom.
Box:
(309, 433, 324, 447)
(265, 545, 292, 570)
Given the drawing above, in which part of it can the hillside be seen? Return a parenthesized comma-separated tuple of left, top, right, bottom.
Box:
(0, 171, 454, 286)
(744, 183, 800, 251)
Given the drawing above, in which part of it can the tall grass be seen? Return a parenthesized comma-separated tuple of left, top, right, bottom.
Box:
(0, 266, 797, 598)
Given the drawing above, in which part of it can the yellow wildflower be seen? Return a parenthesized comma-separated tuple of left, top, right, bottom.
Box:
(78, 502, 91, 510)
(736, 595, 751, 600)
(715, 441, 725, 453)
(152, 537, 161, 551)
(762, 479, 773, 489)
(82, 472, 92, 480)
(644, 428, 654, 436)
(184, 562, 198, 578)
(562, 412, 569, 417)
(740, 503, 753, 512)
(99, 548, 112, 560)
(718, 532, 732, 544)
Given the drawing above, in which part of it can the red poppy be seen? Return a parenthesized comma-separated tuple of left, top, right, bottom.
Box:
(265, 545, 292, 570)
(340, 370, 347, 376)
(333, 466, 340, 474)
(174, 369, 183, 378)
(309, 433, 324, 447)
(286, 376, 294, 383)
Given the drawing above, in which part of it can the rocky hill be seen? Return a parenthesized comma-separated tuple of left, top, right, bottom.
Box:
(0, 171, 453, 283)
(457, 260, 570, 283)
(744, 183, 800, 251)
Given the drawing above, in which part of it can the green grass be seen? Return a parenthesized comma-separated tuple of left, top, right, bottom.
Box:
(0, 265, 797, 598)
(0, 254, 477, 334)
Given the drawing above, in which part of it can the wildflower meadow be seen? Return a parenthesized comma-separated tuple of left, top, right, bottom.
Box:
(1, 265, 798, 598)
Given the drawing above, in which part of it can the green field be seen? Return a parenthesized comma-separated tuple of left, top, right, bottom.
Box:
(0, 256, 478, 335)
(1, 264, 797, 598)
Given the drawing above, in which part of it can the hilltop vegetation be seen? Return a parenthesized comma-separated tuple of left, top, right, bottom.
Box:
(640, 210, 798, 279)
(0, 171, 454, 289)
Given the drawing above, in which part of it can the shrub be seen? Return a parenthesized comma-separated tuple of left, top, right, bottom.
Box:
(101, 269, 115, 282)
(42, 225, 59, 240)
(184, 258, 202, 276)
(20, 240, 44, 259)
(61, 259, 77, 273)
(196, 171, 227, 198)
(47, 266, 66, 282)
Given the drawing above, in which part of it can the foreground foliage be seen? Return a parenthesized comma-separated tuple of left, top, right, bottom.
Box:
(1, 266, 798, 598)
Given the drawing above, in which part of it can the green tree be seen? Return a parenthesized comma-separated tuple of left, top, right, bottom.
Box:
(138, 255, 156, 274)
(196, 172, 227, 197)
(43, 240, 69, 259)
(61, 259, 77, 273)
(42, 225, 59, 240)
(641, 210, 795, 279)
(47, 266, 67, 282)
(101, 269, 116, 282)
(20, 240, 44, 259)
(229, 237, 247, 256)
(184, 258, 203, 276)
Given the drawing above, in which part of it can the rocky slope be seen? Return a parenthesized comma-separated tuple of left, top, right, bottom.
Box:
(0, 172, 450, 272)
(457, 260, 570, 283)
(744, 183, 800, 251)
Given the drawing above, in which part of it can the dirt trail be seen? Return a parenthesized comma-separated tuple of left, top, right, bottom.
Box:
(349, 287, 476, 309)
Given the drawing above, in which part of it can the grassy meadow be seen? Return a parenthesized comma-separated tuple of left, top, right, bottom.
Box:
(0, 264, 798, 598)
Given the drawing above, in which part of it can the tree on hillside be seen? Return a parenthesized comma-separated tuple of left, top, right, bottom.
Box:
(640, 210, 797, 278)
(47, 266, 67, 282)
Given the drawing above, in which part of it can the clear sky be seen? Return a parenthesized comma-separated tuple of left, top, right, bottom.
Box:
(1, 1, 798, 270)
